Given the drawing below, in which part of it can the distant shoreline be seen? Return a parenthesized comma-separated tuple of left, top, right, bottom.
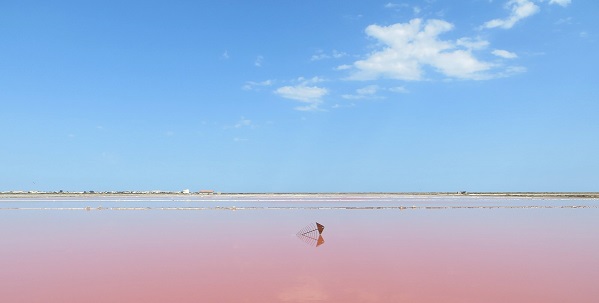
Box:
(1, 192, 599, 199)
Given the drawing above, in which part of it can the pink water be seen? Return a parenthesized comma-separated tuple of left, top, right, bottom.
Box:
(1, 198, 598, 302)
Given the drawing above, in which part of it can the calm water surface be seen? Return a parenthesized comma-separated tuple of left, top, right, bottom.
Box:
(1, 196, 598, 302)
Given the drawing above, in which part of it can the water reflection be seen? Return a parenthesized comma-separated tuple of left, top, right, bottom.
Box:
(297, 222, 325, 247)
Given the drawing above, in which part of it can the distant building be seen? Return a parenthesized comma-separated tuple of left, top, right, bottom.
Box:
(199, 190, 214, 195)
(182, 189, 190, 194)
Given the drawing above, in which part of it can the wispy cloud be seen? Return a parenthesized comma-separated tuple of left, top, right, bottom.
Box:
(224, 117, 255, 130)
(242, 79, 274, 91)
(335, 64, 352, 71)
(234, 117, 253, 128)
(274, 84, 328, 111)
(356, 85, 378, 95)
(493, 65, 527, 78)
(331, 102, 356, 109)
(555, 17, 573, 25)
(343, 14, 363, 21)
(221, 50, 230, 59)
(342, 85, 382, 100)
(389, 86, 409, 94)
(310, 49, 348, 61)
(385, 2, 422, 14)
(384, 2, 409, 9)
(384, 2, 400, 9)
(456, 37, 490, 50)
(548, 0, 571, 7)
(348, 19, 494, 81)
(295, 76, 326, 84)
(482, 0, 540, 29)
(342, 85, 410, 100)
(492, 49, 518, 59)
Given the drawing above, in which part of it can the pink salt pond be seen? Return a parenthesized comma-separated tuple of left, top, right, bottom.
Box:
(1, 195, 598, 302)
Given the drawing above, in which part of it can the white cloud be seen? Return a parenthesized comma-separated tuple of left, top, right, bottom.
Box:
(349, 19, 494, 81)
(243, 80, 273, 91)
(336, 64, 352, 70)
(548, 0, 571, 7)
(389, 86, 409, 93)
(492, 49, 518, 59)
(555, 17, 572, 25)
(384, 2, 408, 9)
(234, 117, 252, 128)
(384, 2, 421, 15)
(342, 85, 410, 100)
(456, 37, 490, 50)
(484, 65, 527, 79)
(221, 50, 229, 59)
(296, 76, 326, 84)
(331, 50, 347, 59)
(310, 50, 348, 61)
(331, 102, 356, 109)
(483, 0, 540, 29)
(274, 85, 328, 111)
(223, 117, 255, 130)
(356, 85, 379, 95)
(342, 85, 381, 100)
(310, 53, 328, 61)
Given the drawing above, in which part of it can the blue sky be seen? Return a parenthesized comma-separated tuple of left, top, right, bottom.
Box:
(1, 0, 598, 192)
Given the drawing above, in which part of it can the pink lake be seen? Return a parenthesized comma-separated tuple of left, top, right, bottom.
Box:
(1, 195, 598, 302)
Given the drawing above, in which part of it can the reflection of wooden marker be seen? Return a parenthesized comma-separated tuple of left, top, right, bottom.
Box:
(316, 234, 325, 247)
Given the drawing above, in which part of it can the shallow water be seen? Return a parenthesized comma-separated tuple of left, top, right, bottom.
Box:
(1, 196, 598, 302)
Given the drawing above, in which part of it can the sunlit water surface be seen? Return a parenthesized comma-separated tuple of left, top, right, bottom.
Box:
(1, 196, 598, 302)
